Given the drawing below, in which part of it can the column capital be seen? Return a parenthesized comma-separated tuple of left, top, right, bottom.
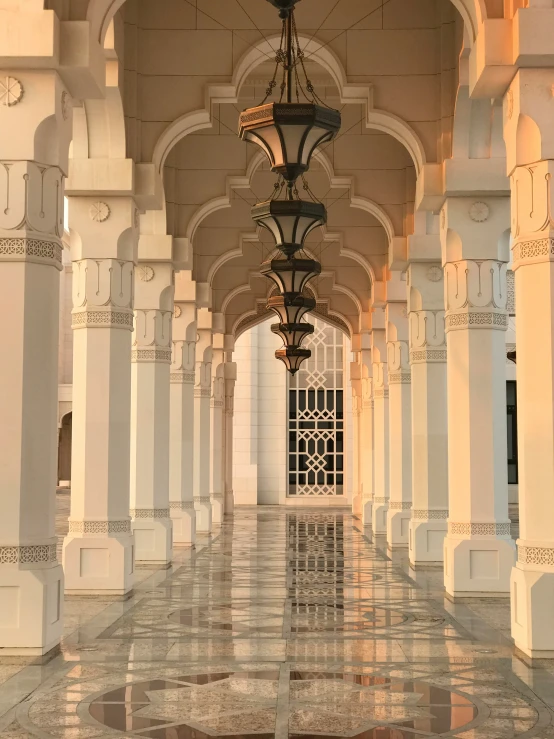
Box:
(387, 340, 411, 384)
(72, 258, 134, 331)
(511, 160, 554, 270)
(444, 259, 509, 333)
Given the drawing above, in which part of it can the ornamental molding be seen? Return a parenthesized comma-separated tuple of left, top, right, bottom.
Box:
(174, 305, 182, 318)
(373, 496, 388, 505)
(137, 265, 155, 282)
(0, 237, 62, 268)
(0, 161, 64, 238)
(518, 546, 554, 566)
(72, 309, 134, 331)
(388, 372, 411, 385)
(445, 311, 508, 332)
(211, 399, 224, 408)
(444, 260, 507, 313)
(410, 349, 447, 364)
(194, 495, 212, 504)
(68, 520, 131, 534)
(0, 543, 56, 564)
(427, 265, 443, 282)
(506, 270, 515, 315)
(374, 388, 389, 399)
(413, 509, 448, 521)
(72, 259, 134, 311)
(170, 371, 196, 385)
(130, 509, 170, 519)
(389, 502, 412, 510)
(211, 493, 225, 501)
(409, 310, 446, 350)
(170, 501, 195, 511)
(0, 76, 23, 106)
(448, 521, 511, 536)
(195, 388, 212, 398)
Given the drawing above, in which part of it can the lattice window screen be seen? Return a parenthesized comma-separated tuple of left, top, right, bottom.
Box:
(288, 318, 344, 497)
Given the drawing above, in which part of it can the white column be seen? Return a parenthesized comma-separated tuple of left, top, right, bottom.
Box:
(129, 263, 173, 566)
(442, 197, 515, 598)
(351, 370, 362, 516)
(506, 69, 554, 656)
(361, 374, 374, 526)
(210, 335, 225, 526)
(372, 329, 389, 533)
(169, 293, 197, 546)
(194, 309, 213, 533)
(386, 332, 412, 549)
(408, 262, 449, 567)
(224, 360, 237, 515)
(0, 73, 69, 653)
(63, 198, 137, 596)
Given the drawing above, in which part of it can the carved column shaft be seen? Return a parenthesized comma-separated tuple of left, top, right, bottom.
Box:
(351, 375, 362, 516)
(441, 196, 515, 598)
(372, 328, 389, 534)
(169, 298, 197, 546)
(193, 309, 213, 533)
(130, 262, 174, 565)
(224, 362, 237, 515)
(0, 72, 70, 652)
(505, 71, 554, 656)
(63, 196, 138, 597)
(210, 343, 225, 525)
(408, 261, 449, 567)
(361, 374, 374, 527)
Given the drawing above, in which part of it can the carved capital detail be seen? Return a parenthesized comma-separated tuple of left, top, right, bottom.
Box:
(131, 348, 172, 364)
(0, 237, 62, 269)
(68, 520, 131, 534)
(448, 521, 512, 536)
(413, 509, 448, 521)
(130, 509, 170, 519)
(388, 372, 411, 385)
(170, 371, 196, 385)
(170, 501, 195, 511)
(518, 545, 554, 567)
(0, 543, 57, 564)
(72, 309, 134, 331)
(389, 502, 412, 510)
(410, 349, 447, 364)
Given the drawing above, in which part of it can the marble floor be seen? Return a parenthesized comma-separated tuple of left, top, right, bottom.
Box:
(2, 507, 554, 739)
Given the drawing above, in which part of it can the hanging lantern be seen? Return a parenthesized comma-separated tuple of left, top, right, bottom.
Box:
(266, 0, 301, 14)
(275, 347, 311, 375)
(267, 292, 315, 324)
(261, 257, 321, 294)
(271, 321, 314, 348)
(252, 200, 326, 257)
(239, 103, 341, 185)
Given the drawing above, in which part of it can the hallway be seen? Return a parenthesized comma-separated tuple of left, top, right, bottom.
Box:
(2, 509, 554, 739)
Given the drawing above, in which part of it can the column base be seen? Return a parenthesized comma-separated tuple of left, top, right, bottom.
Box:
(63, 533, 134, 595)
(362, 499, 373, 527)
(131, 518, 172, 567)
(444, 534, 515, 597)
(409, 519, 447, 566)
(195, 498, 213, 534)
(212, 496, 224, 525)
(511, 565, 554, 658)
(372, 500, 388, 534)
(0, 564, 63, 656)
(386, 508, 411, 549)
(170, 505, 196, 547)
(352, 493, 362, 516)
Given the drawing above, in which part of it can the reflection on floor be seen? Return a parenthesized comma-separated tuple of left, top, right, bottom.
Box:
(2, 507, 554, 739)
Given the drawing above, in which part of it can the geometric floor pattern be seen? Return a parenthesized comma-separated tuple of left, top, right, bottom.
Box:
(2, 508, 554, 738)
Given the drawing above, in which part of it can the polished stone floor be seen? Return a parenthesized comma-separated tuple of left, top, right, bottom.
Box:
(2, 507, 554, 739)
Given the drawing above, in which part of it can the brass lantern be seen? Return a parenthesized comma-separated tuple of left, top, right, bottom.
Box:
(252, 199, 326, 257)
(261, 257, 321, 294)
(271, 321, 314, 348)
(275, 347, 311, 375)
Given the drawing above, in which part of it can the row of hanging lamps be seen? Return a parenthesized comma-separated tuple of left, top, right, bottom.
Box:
(238, 0, 341, 373)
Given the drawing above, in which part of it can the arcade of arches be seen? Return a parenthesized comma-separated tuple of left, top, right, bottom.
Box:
(2, 0, 554, 734)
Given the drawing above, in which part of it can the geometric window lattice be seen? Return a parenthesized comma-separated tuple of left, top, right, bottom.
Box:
(288, 318, 344, 496)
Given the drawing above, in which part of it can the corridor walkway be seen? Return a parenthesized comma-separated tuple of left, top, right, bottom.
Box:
(1, 509, 554, 739)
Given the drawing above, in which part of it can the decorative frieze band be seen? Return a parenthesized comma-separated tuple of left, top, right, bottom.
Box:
(211, 399, 224, 408)
(0, 543, 57, 564)
(373, 496, 388, 505)
(374, 388, 389, 399)
(448, 522, 511, 536)
(388, 372, 411, 385)
(0, 237, 62, 269)
(131, 349, 172, 364)
(211, 493, 224, 501)
(170, 371, 196, 385)
(130, 509, 170, 519)
(194, 495, 211, 504)
(72, 309, 134, 331)
(68, 520, 131, 534)
(410, 349, 447, 364)
(413, 509, 448, 521)
(194, 388, 211, 398)
(170, 501, 195, 511)
(445, 311, 508, 332)
(389, 502, 412, 510)
(518, 545, 554, 567)
(513, 237, 554, 266)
